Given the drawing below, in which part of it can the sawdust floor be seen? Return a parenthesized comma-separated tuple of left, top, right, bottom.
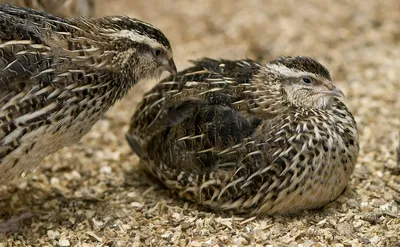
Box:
(1, 0, 400, 246)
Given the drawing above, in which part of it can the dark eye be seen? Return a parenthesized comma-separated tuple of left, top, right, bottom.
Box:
(302, 76, 313, 84)
(153, 48, 163, 57)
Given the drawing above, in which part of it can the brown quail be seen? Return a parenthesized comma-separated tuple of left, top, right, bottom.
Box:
(0, 3, 176, 232)
(126, 56, 359, 216)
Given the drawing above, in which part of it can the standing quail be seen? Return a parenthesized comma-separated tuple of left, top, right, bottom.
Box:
(0, 4, 176, 232)
(126, 56, 359, 216)
(1, 0, 94, 17)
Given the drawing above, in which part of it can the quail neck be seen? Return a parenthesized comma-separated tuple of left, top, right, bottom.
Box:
(0, 4, 176, 184)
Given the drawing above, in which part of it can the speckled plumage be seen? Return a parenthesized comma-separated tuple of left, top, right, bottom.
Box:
(1, 0, 94, 17)
(127, 57, 359, 216)
(0, 4, 176, 184)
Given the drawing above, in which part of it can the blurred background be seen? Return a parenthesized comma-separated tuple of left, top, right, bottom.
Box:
(0, 0, 399, 245)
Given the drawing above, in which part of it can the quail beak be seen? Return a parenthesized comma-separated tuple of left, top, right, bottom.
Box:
(167, 58, 177, 77)
(330, 88, 345, 98)
(319, 82, 345, 98)
(319, 87, 345, 98)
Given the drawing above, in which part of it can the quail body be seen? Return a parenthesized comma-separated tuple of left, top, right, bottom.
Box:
(1, 0, 94, 17)
(0, 4, 176, 185)
(126, 56, 359, 216)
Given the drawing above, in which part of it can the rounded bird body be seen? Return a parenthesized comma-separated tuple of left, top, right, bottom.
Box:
(127, 57, 359, 215)
(0, 4, 176, 184)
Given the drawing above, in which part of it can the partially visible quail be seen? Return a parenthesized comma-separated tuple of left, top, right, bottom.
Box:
(0, 3, 176, 233)
(0, 3, 176, 185)
(126, 56, 359, 216)
(1, 0, 94, 17)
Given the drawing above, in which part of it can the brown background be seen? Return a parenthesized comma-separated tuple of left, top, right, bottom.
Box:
(1, 0, 399, 245)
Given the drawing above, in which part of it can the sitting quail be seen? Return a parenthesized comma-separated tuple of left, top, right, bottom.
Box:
(126, 56, 359, 216)
(1, 0, 94, 17)
(0, 3, 176, 232)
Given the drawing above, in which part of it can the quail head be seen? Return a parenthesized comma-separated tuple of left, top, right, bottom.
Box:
(0, 4, 177, 184)
(127, 56, 359, 216)
(1, 0, 95, 17)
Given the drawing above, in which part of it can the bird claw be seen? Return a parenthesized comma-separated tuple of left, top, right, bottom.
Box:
(0, 212, 32, 234)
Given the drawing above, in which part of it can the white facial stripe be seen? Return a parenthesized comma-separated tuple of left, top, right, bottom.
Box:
(110, 17, 123, 22)
(110, 29, 162, 49)
(266, 63, 315, 78)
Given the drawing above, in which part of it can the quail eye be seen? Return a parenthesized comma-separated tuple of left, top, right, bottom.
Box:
(302, 76, 313, 84)
(153, 48, 163, 57)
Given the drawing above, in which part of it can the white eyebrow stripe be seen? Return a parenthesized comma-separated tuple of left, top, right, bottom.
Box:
(266, 64, 315, 78)
(109, 29, 162, 48)
(110, 17, 123, 21)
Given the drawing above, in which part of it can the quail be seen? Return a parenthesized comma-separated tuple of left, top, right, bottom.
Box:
(1, 0, 95, 17)
(126, 56, 359, 216)
(0, 4, 176, 232)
